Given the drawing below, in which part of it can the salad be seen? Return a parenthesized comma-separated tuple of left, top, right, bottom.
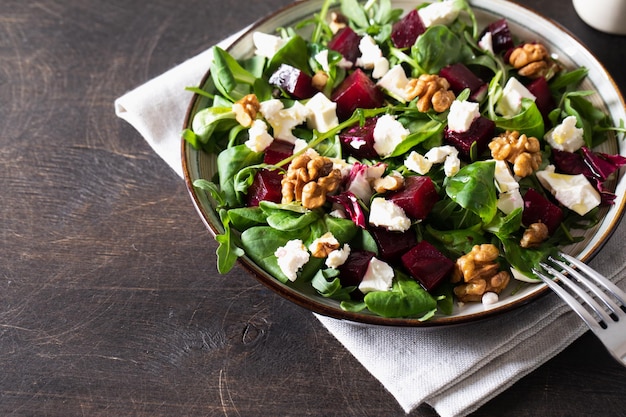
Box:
(183, 0, 626, 320)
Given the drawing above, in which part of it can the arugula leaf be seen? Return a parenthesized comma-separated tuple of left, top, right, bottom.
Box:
(311, 268, 356, 301)
(412, 25, 470, 74)
(217, 145, 263, 207)
(363, 273, 438, 318)
(227, 206, 268, 230)
(215, 210, 245, 274)
(493, 99, 545, 139)
(445, 160, 497, 224)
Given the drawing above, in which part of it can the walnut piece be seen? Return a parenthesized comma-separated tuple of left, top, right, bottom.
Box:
(281, 154, 342, 209)
(451, 244, 511, 303)
(508, 42, 557, 79)
(520, 222, 549, 248)
(309, 232, 341, 258)
(312, 70, 329, 91)
(405, 74, 455, 113)
(232, 94, 261, 127)
(372, 172, 405, 194)
(488, 130, 542, 177)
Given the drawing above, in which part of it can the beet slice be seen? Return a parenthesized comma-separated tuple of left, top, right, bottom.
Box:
(328, 26, 361, 63)
(444, 116, 496, 160)
(268, 64, 316, 99)
(388, 176, 439, 220)
(526, 77, 556, 126)
(339, 116, 379, 159)
(263, 139, 294, 165)
(439, 63, 488, 102)
(522, 188, 563, 235)
(401, 240, 454, 291)
(391, 9, 426, 48)
(484, 18, 514, 55)
(331, 69, 384, 120)
(338, 250, 376, 287)
(246, 169, 283, 207)
(369, 226, 417, 263)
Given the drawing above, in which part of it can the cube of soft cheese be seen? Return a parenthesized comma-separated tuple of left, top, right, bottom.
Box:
(358, 257, 394, 293)
(274, 239, 310, 282)
(418, 1, 461, 27)
(325, 244, 351, 269)
(253, 32, 286, 59)
(369, 197, 412, 232)
(244, 119, 274, 152)
(545, 115, 585, 152)
(497, 189, 524, 215)
(355, 35, 390, 79)
(373, 114, 409, 157)
(493, 160, 519, 193)
(404, 151, 433, 175)
(536, 165, 601, 216)
(496, 77, 536, 117)
(260, 99, 310, 143)
(305, 92, 339, 133)
(447, 100, 480, 133)
(377, 65, 410, 102)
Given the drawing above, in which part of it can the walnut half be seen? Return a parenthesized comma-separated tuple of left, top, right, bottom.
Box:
(488, 130, 542, 178)
(405, 74, 455, 113)
(509, 42, 558, 79)
(452, 244, 511, 303)
(281, 154, 342, 209)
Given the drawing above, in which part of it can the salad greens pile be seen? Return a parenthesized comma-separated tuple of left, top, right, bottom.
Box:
(183, 0, 625, 320)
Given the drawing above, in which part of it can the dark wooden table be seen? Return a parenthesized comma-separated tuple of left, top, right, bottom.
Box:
(2, 1, 625, 416)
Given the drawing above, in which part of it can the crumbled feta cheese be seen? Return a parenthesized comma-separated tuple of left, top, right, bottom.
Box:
(418, 0, 461, 27)
(244, 120, 274, 152)
(496, 77, 536, 117)
(369, 197, 411, 232)
(274, 239, 310, 282)
(305, 92, 339, 133)
(422, 145, 460, 177)
(404, 151, 433, 175)
(493, 160, 519, 193)
(478, 31, 494, 54)
(260, 99, 310, 143)
(252, 32, 286, 59)
(355, 35, 390, 79)
(314, 49, 330, 72)
(358, 257, 394, 293)
(482, 292, 499, 305)
(325, 244, 351, 269)
(545, 115, 585, 152)
(373, 114, 409, 157)
(424, 145, 458, 163)
(497, 189, 524, 214)
(443, 152, 461, 177)
(536, 165, 601, 215)
(447, 100, 480, 133)
(377, 65, 410, 102)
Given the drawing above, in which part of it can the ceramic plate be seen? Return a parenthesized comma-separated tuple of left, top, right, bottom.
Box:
(182, 0, 626, 326)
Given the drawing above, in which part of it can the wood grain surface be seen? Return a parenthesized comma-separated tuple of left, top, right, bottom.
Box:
(1, 0, 625, 416)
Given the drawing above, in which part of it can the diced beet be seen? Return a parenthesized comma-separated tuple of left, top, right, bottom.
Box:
(484, 18, 514, 55)
(331, 69, 384, 120)
(444, 116, 496, 160)
(369, 226, 417, 263)
(246, 169, 283, 207)
(401, 240, 454, 291)
(388, 176, 439, 220)
(268, 64, 317, 99)
(439, 63, 488, 102)
(338, 250, 376, 287)
(391, 9, 426, 48)
(263, 139, 294, 165)
(328, 26, 361, 63)
(339, 116, 379, 159)
(526, 77, 556, 125)
(522, 188, 563, 235)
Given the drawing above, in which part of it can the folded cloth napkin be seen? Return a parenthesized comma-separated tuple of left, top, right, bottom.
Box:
(114, 30, 626, 417)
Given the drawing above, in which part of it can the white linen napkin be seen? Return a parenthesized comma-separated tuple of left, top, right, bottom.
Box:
(114, 31, 626, 417)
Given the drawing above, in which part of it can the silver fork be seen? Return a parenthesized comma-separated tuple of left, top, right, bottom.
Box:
(533, 252, 626, 367)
